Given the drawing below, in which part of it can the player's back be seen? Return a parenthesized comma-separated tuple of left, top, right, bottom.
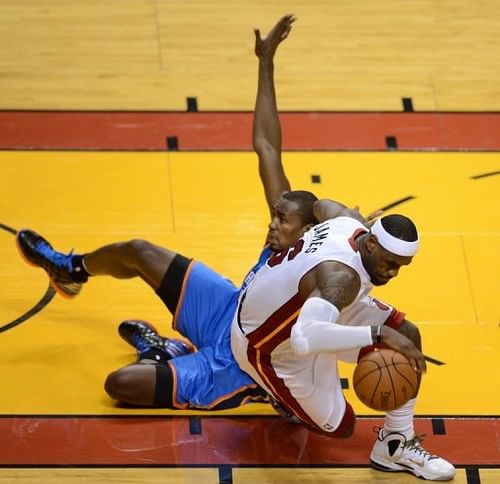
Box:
(237, 216, 370, 336)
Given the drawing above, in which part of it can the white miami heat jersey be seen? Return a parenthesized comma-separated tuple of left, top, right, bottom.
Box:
(230, 216, 374, 433)
(237, 216, 372, 334)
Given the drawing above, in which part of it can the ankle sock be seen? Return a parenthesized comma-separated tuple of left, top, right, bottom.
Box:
(139, 348, 171, 366)
(70, 254, 89, 282)
(383, 398, 416, 439)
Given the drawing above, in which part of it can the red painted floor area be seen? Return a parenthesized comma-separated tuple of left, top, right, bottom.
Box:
(1, 111, 500, 151)
(1, 416, 498, 466)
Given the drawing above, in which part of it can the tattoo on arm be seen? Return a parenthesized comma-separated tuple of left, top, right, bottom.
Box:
(316, 262, 360, 310)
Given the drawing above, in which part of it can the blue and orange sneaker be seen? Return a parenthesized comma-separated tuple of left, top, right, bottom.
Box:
(16, 229, 86, 298)
(118, 319, 195, 362)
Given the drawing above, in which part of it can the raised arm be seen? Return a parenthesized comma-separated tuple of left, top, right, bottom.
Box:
(253, 14, 295, 215)
(313, 199, 383, 227)
(313, 199, 368, 226)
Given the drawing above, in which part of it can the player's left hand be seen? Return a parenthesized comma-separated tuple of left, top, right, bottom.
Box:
(254, 14, 296, 60)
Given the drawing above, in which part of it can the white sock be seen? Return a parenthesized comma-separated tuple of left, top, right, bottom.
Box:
(81, 256, 93, 276)
(383, 398, 416, 439)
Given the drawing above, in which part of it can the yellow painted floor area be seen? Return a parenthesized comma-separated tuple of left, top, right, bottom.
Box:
(0, 150, 498, 415)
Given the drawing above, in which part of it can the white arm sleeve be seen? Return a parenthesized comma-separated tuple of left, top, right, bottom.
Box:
(290, 297, 373, 356)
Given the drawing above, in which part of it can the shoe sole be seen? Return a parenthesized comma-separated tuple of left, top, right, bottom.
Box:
(370, 457, 455, 481)
(15, 230, 78, 300)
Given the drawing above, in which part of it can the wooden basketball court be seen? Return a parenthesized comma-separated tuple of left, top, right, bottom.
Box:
(0, 1, 498, 483)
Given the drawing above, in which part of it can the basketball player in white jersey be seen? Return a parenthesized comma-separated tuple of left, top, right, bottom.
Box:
(231, 204, 455, 480)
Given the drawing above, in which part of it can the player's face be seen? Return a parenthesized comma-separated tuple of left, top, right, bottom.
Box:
(267, 197, 309, 251)
(363, 237, 412, 286)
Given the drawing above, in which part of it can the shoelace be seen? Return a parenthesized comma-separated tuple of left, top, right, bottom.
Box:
(36, 242, 73, 269)
(164, 339, 191, 358)
(131, 329, 163, 353)
(372, 426, 438, 462)
(404, 434, 438, 461)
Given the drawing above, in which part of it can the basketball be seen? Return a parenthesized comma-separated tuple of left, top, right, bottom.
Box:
(353, 348, 418, 411)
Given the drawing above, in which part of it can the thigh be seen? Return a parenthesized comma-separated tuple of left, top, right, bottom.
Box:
(169, 343, 258, 409)
(289, 354, 347, 432)
(175, 261, 239, 347)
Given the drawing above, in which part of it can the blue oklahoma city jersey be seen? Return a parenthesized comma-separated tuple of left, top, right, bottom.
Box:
(240, 245, 272, 293)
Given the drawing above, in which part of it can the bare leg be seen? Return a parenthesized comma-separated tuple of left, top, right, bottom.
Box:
(83, 239, 176, 291)
(104, 364, 159, 406)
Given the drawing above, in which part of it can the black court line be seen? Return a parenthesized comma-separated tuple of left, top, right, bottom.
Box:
(402, 98, 414, 112)
(378, 196, 415, 212)
(0, 284, 56, 333)
(2, 147, 500, 153)
(2, 413, 498, 419)
(431, 418, 446, 435)
(0, 223, 56, 333)
(219, 465, 233, 484)
(470, 170, 500, 179)
(1, 463, 498, 469)
(186, 97, 198, 112)
(0, 222, 16, 235)
(385, 136, 398, 150)
(166, 136, 179, 151)
(466, 466, 481, 484)
(189, 416, 202, 434)
(3, 108, 500, 114)
(424, 354, 446, 366)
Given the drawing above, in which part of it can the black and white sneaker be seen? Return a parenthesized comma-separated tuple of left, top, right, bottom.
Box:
(370, 426, 456, 481)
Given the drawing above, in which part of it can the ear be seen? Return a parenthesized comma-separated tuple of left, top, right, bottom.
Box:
(300, 223, 315, 235)
(365, 233, 379, 252)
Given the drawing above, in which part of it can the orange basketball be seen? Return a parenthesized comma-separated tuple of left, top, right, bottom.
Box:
(353, 348, 418, 411)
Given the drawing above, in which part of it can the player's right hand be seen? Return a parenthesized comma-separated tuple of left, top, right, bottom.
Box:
(380, 325, 427, 373)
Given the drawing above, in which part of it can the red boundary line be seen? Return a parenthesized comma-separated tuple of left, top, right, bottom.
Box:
(1, 111, 500, 151)
(1, 416, 498, 466)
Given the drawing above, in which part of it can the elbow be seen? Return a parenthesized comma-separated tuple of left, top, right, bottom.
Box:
(290, 326, 310, 356)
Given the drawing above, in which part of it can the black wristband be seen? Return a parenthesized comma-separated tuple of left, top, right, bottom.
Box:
(371, 325, 382, 345)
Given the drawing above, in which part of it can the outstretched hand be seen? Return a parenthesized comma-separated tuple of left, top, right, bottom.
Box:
(254, 14, 296, 60)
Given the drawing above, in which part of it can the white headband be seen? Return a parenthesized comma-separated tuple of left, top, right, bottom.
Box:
(371, 218, 419, 257)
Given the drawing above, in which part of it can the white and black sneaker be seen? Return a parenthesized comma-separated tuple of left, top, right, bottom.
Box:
(370, 427, 456, 481)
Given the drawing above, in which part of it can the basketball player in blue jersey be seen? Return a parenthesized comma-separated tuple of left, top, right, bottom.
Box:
(16, 15, 454, 481)
(16, 15, 320, 411)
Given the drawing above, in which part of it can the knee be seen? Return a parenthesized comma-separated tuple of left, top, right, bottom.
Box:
(123, 239, 155, 259)
(104, 368, 130, 402)
(104, 364, 169, 407)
